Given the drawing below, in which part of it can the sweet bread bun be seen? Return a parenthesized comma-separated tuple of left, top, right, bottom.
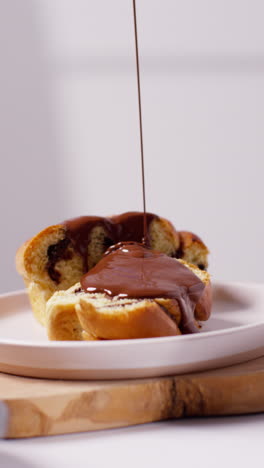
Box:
(47, 260, 211, 341)
(16, 212, 209, 326)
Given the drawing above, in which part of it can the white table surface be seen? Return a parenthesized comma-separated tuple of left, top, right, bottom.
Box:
(1, 415, 264, 468)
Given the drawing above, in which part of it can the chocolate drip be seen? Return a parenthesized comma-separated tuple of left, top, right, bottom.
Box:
(63, 212, 157, 267)
(63, 216, 114, 265)
(110, 212, 156, 245)
(81, 242, 205, 334)
(132, 0, 147, 243)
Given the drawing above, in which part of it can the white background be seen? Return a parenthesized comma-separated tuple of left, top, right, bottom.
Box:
(1, 2, 264, 462)
(1, 0, 264, 293)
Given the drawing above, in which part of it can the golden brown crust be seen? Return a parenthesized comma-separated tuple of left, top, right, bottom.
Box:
(76, 298, 182, 340)
(81, 330, 101, 341)
(179, 231, 208, 251)
(15, 224, 65, 279)
(16, 226, 65, 325)
(178, 231, 209, 270)
(16, 224, 84, 325)
(15, 240, 30, 277)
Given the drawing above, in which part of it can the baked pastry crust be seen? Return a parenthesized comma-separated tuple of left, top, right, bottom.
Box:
(16, 213, 210, 326)
(177, 231, 209, 270)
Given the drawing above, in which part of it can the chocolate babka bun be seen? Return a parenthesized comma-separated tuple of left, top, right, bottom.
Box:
(16, 212, 209, 325)
(46, 249, 211, 341)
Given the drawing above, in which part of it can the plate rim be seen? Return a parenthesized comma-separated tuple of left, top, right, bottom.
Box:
(1, 281, 264, 348)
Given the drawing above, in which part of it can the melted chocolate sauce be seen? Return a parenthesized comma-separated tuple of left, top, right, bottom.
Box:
(63, 212, 157, 269)
(81, 242, 205, 334)
(132, 0, 147, 242)
(51, 3, 204, 335)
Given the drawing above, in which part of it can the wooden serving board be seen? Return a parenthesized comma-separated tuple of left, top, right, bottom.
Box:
(1, 355, 264, 438)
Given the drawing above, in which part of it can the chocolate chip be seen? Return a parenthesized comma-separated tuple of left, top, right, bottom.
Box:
(46, 237, 72, 283)
(103, 237, 114, 249)
(172, 247, 183, 259)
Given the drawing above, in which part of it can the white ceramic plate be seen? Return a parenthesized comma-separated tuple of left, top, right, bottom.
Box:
(0, 282, 264, 380)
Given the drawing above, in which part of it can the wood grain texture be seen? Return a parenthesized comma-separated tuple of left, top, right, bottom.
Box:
(2, 355, 264, 438)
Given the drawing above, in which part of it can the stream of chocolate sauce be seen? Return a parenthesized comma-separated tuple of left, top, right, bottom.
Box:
(60, 2, 204, 334)
(132, 0, 147, 241)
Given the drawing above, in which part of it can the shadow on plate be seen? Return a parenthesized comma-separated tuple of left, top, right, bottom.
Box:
(201, 317, 240, 332)
(212, 285, 252, 312)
